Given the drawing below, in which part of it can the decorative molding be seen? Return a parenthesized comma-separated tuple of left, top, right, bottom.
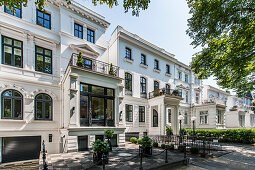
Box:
(31, 89, 57, 100)
(70, 44, 99, 57)
(0, 83, 30, 98)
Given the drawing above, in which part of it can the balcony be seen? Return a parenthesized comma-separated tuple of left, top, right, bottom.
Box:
(202, 98, 226, 106)
(69, 53, 120, 78)
(149, 88, 182, 99)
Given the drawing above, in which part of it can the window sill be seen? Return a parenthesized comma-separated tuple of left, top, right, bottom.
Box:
(124, 58, 133, 64)
(165, 73, 172, 77)
(153, 69, 161, 73)
(32, 120, 54, 123)
(140, 64, 148, 69)
(0, 119, 25, 122)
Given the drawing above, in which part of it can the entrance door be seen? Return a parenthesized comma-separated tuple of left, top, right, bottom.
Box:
(78, 136, 88, 151)
(2, 136, 41, 163)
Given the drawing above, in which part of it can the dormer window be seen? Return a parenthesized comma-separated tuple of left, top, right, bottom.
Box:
(4, 4, 22, 18)
(87, 28, 95, 43)
(74, 23, 83, 39)
(125, 48, 132, 60)
(154, 59, 159, 70)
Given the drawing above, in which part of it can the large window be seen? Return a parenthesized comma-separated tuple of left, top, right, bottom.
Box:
(178, 71, 182, 80)
(153, 109, 158, 127)
(239, 115, 245, 127)
(125, 73, 132, 95)
(80, 84, 114, 126)
(184, 112, 188, 124)
(126, 104, 133, 122)
(154, 81, 159, 91)
(200, 111, 208, 124)
(217, 110, 224, 124)
(4, 4, 22, 18)
(141, 54, 146, 65)
(185, 91, 189, 103)
(166, 64, 170, 74)
(125, 48, 132, 60)
(36, 9, 51, 29)
(139, 106, 145, 122)
(1, 89, 23, 119)
(87, 28, 95, 43)
(2, 36, 23, 68)
(154, 59, 159, 70)
(196, 93, 199, 104)
(140, 77, 147, 97)
(185, 74, 189, 83)
(74, 23, 83, 39)
(35, 93, 52, 120)
(35, 46, 52, 74)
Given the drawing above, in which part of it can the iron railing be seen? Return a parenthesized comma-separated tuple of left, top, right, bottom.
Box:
(149, 88, 182, 99)
(69, 53, 120, 78)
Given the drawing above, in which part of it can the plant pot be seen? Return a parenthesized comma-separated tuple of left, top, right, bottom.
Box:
(93, 152, 108, 165)
(142, 146, 152, 156)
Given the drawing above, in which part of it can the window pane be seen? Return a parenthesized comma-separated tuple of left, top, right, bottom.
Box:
(36, 47, 43, 54)
(4, 46, 12, 65)
(44, 94, 51, 101)
(36, 55, 44, 72)
(13, 91, 21, 97)
(14, 48, 22, 67)
(107, 99, 113, 120)
(15, 9, 21, 18)
(4, 37, 12, 45)
(3, 98, 12, 118)
(36, 101, 43, 119)
(80, 96, 88, 118)
(44, 13, 50, 20)
(36, 94, 43, 99)
(91, 97, 104, 120)
(45, 57, 52, 73)
(45, 101, 52, 119)
(45, 49, 51, 56)
(14, 40, 22, 47)
(37, 11, 43, 18)
(107, 89, 114, 96)
(14, 99, 22, 118)
(80, 84, 88, 92)
(44, 20, 50, 29)
(37, 18, 44, 26)
(92, 86, 104, 95)
(3, 90, 12, 97)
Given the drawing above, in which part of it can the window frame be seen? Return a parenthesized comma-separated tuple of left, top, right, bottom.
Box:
(185, 91, 189, 103)
(34, 93, 53, 121)
(168, 109, 171, 123)
(126, 104, 133, 122)
(178, 71, 182, 80)
(1, 89, 23, 120)
(74, 23, 83, 39)
(139, 106, 145, 122)
(166, 64, 170, 74)
(36, 9, 51, 29)
(87, 28, 95, 43)
(184, 112, 188, 124)
(140, 77, 147, 94)
(4, 4, 22, 18)
(35, 46, 52, 74)
(199, 111, 208, 124)
(185, 74, 189, 83)
(1, 35, 23, 68)
(141, 54, 146, 65)
(154, 81, 159, 91)
(154, 59, 159, 70)
(125, 73, 132, 95)
(125, 47, 132, 60)
(195, 93, 199, 104)
(152, 109, 158, 127)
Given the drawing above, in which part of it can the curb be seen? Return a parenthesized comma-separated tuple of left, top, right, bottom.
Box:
(148, 158, 188, 170)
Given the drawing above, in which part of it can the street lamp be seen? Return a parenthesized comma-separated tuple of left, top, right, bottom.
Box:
(191, 116, 197, 142)
(178, 115, 184, 145)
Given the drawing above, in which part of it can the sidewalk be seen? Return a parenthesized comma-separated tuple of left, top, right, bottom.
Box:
(45, 142, 186, 170)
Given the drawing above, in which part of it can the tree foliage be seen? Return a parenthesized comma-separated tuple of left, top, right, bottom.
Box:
(187, 0, 255, 95)
(0, 0, 150, 16)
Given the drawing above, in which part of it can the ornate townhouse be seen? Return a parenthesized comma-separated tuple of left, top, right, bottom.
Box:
(0, 0, 253, 165)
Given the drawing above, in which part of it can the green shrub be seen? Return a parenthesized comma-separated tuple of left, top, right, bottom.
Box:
(168, 144, 174, 150)
(92, 139, 110, 154)
(104, 129, 114, 139)
(161, 144, 166, 149)
(152, 142, 158, 147)
(190, 146, 199, 154)
(137, 139, 142, 145)
(130, 137, 138, 143)
(166, 127, 173, 136)
(76, 52, 83, 67)
(140, 136, 152, 148)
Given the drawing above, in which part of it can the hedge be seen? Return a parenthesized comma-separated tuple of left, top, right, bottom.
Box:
(182, 128, 255, 144)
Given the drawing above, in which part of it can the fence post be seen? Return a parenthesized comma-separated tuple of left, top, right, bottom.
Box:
(42, 140, 48, 170)
(165, 145, 168, 163)
(184, 143, 187, 159)
(202, 138, 206, 158)
(102, 153, 106, 170)
(139, 146, 143, 170)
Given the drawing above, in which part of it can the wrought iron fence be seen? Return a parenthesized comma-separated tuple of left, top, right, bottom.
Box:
(69, 53, 120, 77)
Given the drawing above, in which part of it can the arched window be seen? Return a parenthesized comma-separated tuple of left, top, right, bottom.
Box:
(1, 89, 23, 119)
(125, 73, 132, 95)
(153, 109, 158, 127)
(35, 93, 52, 120)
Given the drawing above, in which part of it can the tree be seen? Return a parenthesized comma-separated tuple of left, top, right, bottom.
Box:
(187, 0, 255, 95)
(0, 0, 150, 16)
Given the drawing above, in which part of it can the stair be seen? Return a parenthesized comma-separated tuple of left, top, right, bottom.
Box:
(65, 136, 78, 152)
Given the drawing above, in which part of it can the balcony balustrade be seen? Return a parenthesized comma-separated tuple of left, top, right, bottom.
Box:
(149, 88, 182, 99)
(69, 53, 119, 78)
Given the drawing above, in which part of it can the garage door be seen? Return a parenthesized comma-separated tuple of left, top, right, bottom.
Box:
(2, 136, 41, 163)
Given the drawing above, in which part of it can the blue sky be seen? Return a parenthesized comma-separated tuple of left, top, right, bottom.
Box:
(77, 0, 219, 88)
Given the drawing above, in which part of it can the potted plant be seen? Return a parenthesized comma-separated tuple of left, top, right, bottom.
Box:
(92, 139, 110, 165)
(172, 89, 179, 96)
(140, 136, 152, 156)
(104, 129, 114, 151)
(108, 63, 115, 75)
(153, 89, 160, 97)
(76, 51, 83, 67)
(130, 137, 138, 143)
(166, 127, 173, 136)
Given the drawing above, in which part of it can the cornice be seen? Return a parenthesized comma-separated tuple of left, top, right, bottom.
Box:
(47, 0, 110, 28)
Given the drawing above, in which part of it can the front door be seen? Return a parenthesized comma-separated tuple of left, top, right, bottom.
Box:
(78, 136, 88, 151)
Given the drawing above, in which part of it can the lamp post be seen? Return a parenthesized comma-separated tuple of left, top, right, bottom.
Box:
(178, 115, 184, 145)
(191, 116, 197, 142)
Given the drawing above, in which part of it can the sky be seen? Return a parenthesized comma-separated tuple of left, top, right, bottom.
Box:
(77, 0, 219, 89)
